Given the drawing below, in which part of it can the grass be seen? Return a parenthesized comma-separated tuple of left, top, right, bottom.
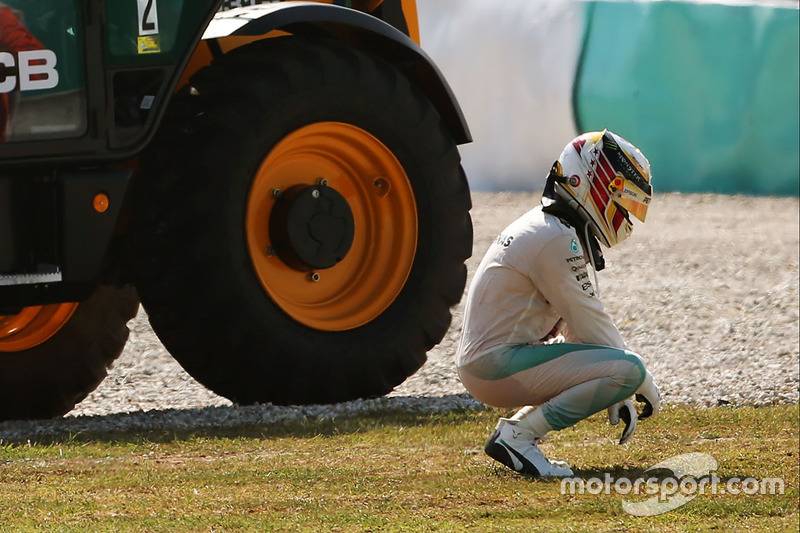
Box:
(0, 404, 797, 532)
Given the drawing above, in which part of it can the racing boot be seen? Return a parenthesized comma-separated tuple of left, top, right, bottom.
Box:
(484, 418, 573, 477)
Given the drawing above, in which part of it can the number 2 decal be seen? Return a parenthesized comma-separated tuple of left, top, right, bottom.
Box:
(137, 0, 159, 36)
(142, 0, 155, 31)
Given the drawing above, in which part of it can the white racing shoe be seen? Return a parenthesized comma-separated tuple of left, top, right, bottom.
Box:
(484, 418, 574, 477)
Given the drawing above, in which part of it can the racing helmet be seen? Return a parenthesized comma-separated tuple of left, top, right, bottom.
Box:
(550, 130, 652, 247)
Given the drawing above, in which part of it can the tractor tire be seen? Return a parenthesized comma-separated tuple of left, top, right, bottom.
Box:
(0, 285, 139, 421)
(130, 36, 472, 405)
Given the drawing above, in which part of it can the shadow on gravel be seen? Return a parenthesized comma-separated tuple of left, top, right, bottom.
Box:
(0, 393, 487, 445)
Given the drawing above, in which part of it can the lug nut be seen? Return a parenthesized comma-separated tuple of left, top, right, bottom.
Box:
(271, 188, 282, 198)
(373, 177, 390, 197)
(308, 272, 321, 283)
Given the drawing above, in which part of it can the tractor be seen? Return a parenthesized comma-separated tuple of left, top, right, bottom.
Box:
(0, 0, 472, 421)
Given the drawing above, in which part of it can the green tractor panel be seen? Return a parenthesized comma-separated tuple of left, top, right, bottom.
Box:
(0, 0, 473, 421)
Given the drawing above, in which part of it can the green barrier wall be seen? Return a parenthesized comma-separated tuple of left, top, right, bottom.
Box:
(575, 1, 799, 196)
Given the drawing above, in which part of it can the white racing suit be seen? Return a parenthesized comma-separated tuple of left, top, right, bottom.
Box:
(456, 205, 647, 432)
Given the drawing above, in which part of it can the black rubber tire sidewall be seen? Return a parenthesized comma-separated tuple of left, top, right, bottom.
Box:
(0, 285, 139, 422)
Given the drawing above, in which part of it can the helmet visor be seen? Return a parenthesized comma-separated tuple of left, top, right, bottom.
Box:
(609, 176, 651, 222)
(601, 133, 652, 222)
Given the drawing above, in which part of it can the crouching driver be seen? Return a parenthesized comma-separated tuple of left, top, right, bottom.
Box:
(457, 130, 661, 477)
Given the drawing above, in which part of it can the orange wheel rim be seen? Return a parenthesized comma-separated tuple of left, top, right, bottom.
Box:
(0, 303, 78, 352)
(246, 122, 417, 331)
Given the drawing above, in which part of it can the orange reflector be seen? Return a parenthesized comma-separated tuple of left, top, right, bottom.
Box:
(93, 193, 109, 213)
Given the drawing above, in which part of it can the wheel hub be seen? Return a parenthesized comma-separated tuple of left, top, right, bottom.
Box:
(269, 184, 355, 272)
(246, 121, 417, 332)
(0, 303, 79, 352)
